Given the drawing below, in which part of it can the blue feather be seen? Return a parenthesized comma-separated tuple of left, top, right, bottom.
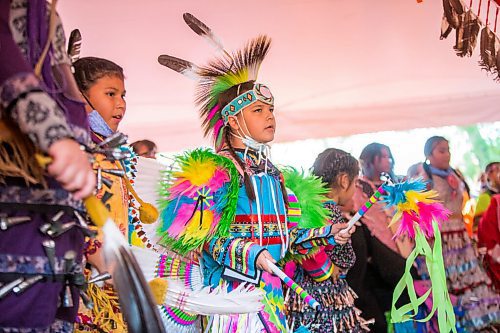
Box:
(382, 178, 427, 208)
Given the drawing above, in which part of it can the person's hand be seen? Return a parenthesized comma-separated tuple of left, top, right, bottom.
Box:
(256, 250, 275, 274)
(330, 223, 356, 245)
(47, 138, 95, 199)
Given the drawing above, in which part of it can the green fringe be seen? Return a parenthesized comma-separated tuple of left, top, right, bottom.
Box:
(281, 167, 330, 228)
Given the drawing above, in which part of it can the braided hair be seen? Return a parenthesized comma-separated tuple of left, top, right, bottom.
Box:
(73, 57, 124, 93)
(312, 148, 359, 189)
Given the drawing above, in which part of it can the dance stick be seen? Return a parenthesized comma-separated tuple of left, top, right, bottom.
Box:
(340, 185, 386, 234)
(266, 259, 321, 310)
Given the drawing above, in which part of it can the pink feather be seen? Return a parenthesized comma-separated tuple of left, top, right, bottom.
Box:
(416, 202, 451, 237)
(168, 203, 197, 237)
(206, 105, 220, 122)
(169, 180, 199, 199)
(394, 211, 418, 239)
(207, 168, 230, 191)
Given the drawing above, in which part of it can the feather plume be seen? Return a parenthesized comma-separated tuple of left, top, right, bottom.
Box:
(454, 10, 481, 57)
(479, 26, 498, 72)
(158, 55, 199, 80)
(383, 179, 451, 239)
(67, 29, 82, 63)
(183, 13, 228, 56)
(195, 35, 271, 139)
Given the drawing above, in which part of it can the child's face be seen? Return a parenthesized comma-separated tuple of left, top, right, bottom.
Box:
(237, 101, 275, 143)
(429, 140, 451, 170)
(86, 75, 126, 132)
(339, 174, 359, 206)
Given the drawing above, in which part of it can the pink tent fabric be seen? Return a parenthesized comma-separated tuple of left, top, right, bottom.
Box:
(58, 0, 500, 151)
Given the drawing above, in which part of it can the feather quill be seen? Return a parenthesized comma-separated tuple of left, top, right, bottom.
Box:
(183, 13, 231, 58)
(158, 55, 199, 80)
(67, 29, 82, 63)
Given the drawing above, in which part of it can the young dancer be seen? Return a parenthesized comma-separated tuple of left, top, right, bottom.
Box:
(417, 136, 500, 332)
(73, 56, 130, 332)
(288, 148, 370, 332)
(157, 20, 354, 332)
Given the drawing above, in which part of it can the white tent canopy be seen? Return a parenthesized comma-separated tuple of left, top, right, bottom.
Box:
(59, 0, 500, 151)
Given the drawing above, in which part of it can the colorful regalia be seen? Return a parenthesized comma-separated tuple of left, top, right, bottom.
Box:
(0, 0, 91, 331)
(288, 200, 370, 333)
(416, 167, 500, 332)
(156, 13, 343, 332)
(75, 119, 130, 333)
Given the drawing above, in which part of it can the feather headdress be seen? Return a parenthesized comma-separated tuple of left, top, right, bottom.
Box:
(195, 35, 271, 150)
(158, 13, 273, 151)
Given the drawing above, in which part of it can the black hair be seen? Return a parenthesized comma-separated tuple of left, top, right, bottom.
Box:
(73, 56, 124, 93)
(312, 148, 359, 189)
(359, 142, 395, 181)
(424, 136, 448, 159)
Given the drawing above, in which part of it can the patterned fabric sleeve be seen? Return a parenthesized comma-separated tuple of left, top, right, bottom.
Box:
(327, 203, 356, 270)
(289, 225, 337, 254)
(206, 236, 265, 283)
(0, 4, 73, 152)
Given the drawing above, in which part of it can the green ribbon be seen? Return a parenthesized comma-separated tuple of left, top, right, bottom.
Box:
(391, 221, 457, 333)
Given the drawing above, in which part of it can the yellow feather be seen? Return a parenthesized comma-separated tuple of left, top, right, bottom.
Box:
(181, 209, 214, 241)
(173, 159, 217, 186)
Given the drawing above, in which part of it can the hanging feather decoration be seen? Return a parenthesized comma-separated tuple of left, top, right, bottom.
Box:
(479, 26, 499, 72)
(67, 29, 82, 64)
(454, 10, 481, 57)
(441, 14, 453, 39)
(158, 55, 200, 80)
(443, 0, 464, 30)
(494, 41, 500, 80)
